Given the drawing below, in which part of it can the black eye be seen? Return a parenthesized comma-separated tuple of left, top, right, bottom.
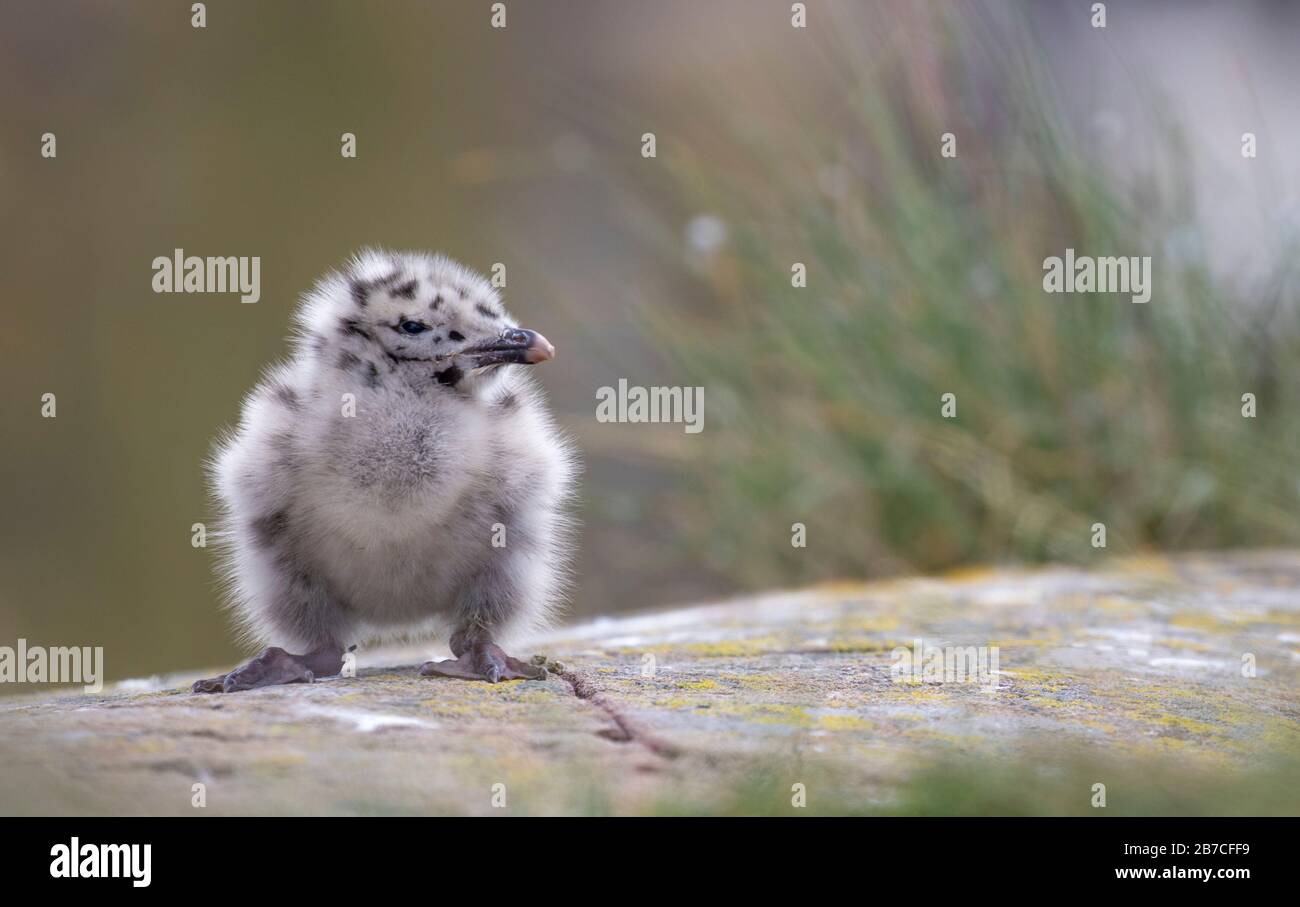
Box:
(449, 330, 465, 342)
(400, 321, 427, 335)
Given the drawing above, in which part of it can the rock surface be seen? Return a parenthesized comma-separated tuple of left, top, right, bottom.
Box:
(2, 552, 1298, 815)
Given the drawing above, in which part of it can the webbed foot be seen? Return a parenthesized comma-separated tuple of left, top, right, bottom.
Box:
(192, 646, 341, 693)
(420, 641, 547, 683)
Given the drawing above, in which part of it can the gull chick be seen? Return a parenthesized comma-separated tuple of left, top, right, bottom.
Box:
(194, 250, 576, 692)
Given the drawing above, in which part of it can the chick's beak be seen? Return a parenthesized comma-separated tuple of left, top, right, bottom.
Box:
(469, 328, 555, 367)
(516, 329, 555, 364)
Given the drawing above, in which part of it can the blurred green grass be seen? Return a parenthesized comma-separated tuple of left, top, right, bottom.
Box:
(630, 5, 1300, 588)
(641, 751, 1300, 817)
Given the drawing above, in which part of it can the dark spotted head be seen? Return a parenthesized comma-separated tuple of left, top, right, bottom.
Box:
(295, 250, 554, 394)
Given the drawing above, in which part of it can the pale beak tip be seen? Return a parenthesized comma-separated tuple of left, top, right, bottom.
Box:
(524, 332, 555, 364)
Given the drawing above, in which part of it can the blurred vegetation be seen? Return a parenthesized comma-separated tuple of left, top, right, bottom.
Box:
(630, 5, 1300, 588)
(2, 2, 1298, 683)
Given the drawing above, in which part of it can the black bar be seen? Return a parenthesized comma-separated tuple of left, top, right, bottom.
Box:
(0, 818, 1288, 891)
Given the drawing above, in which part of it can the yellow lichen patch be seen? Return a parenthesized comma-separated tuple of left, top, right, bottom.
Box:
(677, 679, 722, 691)
(1006, 668, 1076, 693)
(1204, 700, 1257, 728)
(1003, 667, 1073, 685)
(817, 714, 874, 732)
(884, 683, 948, 701)
(649, 697, 709, 710)
(1168, 612, 1234, 633)
(730, 673, 781, 691)
(418, 695, 520, 720)
(655, 700, 813, 726)
(1102, 689, 1232, 742)
(1023, 695, 1075, 711)
(1140, 736, 1239, 769)
(1255, 718, 1300, 752)
(725, 703, 811, 726)
(1149, 713, 1226, 736)
(674, 637, 786, 658)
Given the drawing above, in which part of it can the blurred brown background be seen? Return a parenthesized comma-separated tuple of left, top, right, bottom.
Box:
(2, 1, 1299, 684)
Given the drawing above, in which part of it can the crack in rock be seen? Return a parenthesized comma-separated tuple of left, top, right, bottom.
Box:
(556, 669, 680, 759)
